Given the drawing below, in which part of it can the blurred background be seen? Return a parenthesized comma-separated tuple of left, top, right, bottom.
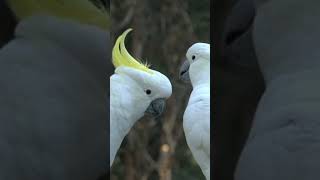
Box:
(0, 0, 16, 48)
(110, 0, 209, 179)
(213, 0, 265, 179)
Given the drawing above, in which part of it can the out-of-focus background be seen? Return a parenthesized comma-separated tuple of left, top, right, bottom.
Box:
(110, 0, 209, 179)
(213, 0, 264, 180)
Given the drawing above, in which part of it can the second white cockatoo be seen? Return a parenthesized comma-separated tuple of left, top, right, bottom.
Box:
(180, 43, 211, 180)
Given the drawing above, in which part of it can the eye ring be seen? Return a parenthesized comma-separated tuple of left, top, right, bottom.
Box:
(145, 89, 152, 95)
(192, 55, 196, 60)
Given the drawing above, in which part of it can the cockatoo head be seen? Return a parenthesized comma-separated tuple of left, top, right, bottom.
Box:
(180, 43, 210, 84)
(112, 29, 172, 117)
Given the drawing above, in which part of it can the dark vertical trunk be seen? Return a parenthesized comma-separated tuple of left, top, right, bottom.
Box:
(124, 151, 135, 180)
(0, 0, 16, 48)
(213, 0, 265, 180)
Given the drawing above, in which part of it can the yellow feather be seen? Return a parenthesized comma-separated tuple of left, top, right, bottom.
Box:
(5, 0, 109, 30)
(112, 29, 152, 74)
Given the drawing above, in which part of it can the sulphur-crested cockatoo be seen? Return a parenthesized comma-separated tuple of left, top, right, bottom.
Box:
(0, 0, 109, 179)
(180, 43, 210, 180)
(110, 29, 172, 166)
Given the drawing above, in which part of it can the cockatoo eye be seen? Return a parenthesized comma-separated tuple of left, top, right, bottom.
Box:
(192, 55, 196, 60)
(145, 89, 152, 95)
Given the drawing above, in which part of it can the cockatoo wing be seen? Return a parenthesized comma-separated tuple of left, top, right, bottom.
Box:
(184, 86, 210, 179)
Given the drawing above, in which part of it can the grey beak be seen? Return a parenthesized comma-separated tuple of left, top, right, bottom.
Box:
(145, 98, 166, 117)
(179, 60, 191, 83)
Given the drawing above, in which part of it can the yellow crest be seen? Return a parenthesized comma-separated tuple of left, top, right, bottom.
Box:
(6, 0, 110, 30)
(112, 29, 152, 74)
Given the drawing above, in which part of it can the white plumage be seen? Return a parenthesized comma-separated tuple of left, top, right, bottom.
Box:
(181, 43, 210, 179)
(110, 30, 172, 166)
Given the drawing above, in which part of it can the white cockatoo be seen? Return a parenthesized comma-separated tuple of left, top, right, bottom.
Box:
(110, 29, 172, 166)
(0, 1, 109, 179)
(180, 43, 210, 180)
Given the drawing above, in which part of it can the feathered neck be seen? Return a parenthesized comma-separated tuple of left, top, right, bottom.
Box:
(190, 60, 210, 87)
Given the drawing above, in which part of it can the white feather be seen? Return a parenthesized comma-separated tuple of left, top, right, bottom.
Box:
(183, 43, 210, 180)
(110, 66, 172, 166)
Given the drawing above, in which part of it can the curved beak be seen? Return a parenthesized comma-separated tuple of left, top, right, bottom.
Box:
(179, 60, 190, 83)
(145, 98, 166, 117)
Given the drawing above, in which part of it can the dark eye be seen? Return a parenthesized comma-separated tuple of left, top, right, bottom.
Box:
(192, 55, 196, 60)
(145, 89, 152, 95)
